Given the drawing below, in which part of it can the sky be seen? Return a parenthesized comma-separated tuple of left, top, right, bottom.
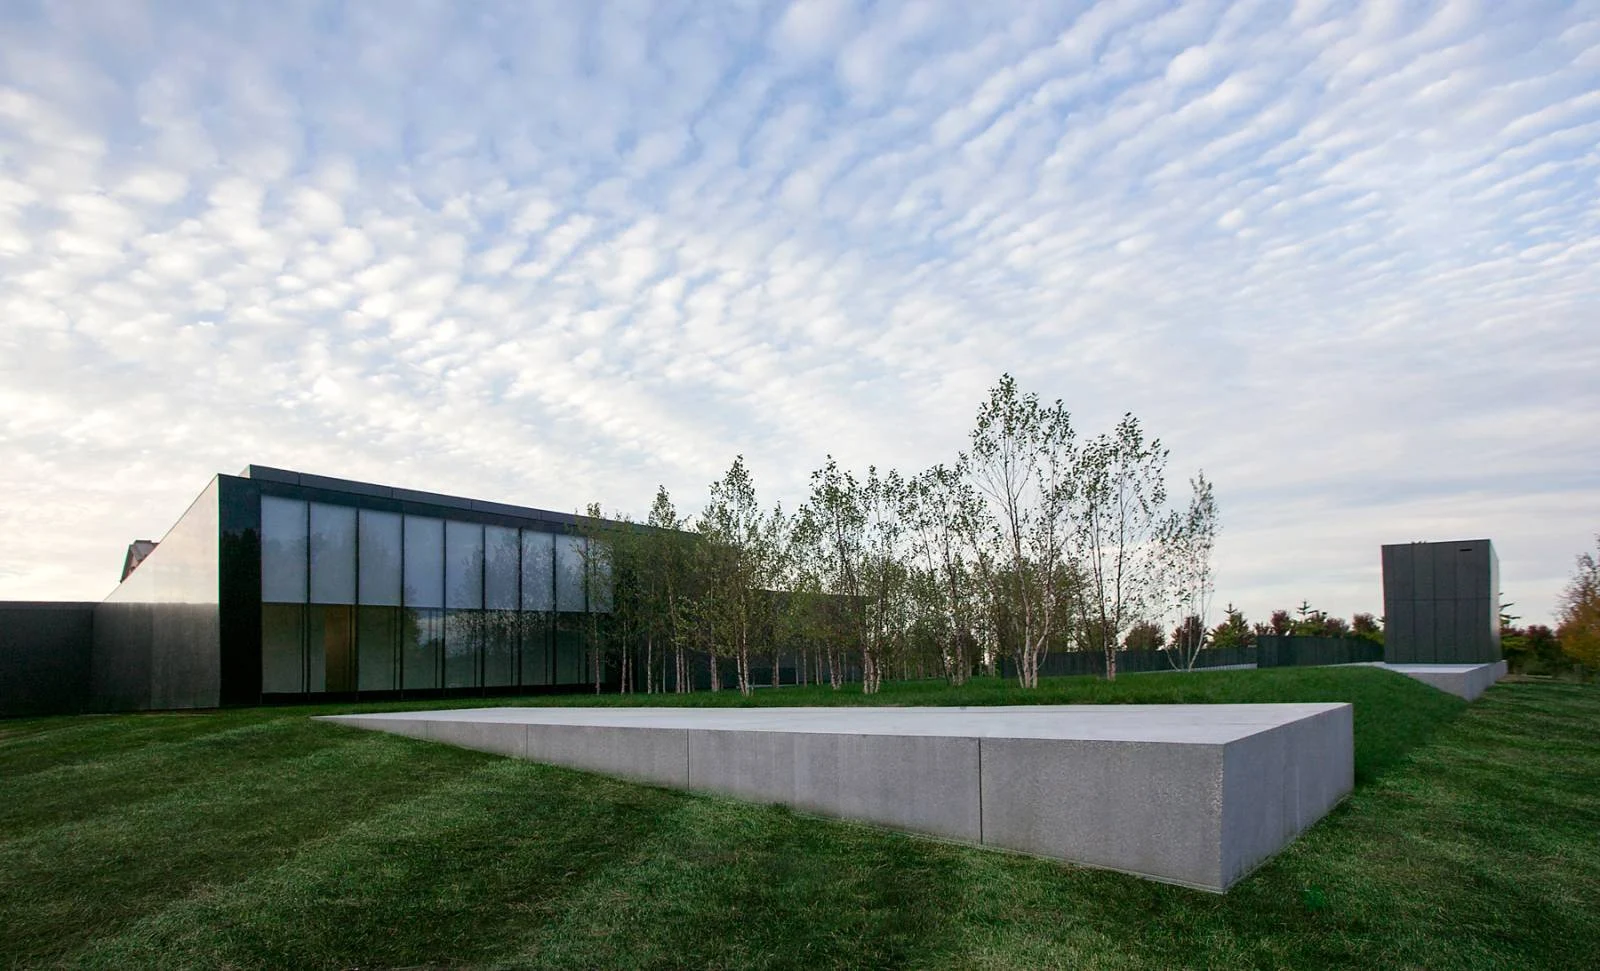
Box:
(1, 0, 1596, 627)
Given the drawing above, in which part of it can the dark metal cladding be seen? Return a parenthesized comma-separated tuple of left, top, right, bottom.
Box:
(1380, 539, 1501, 664)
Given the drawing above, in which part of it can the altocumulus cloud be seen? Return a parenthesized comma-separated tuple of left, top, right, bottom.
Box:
(0, 0, 1596, 624)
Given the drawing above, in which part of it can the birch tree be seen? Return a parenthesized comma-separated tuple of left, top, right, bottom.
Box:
(639, 486, 692, 693)
(903, 463, 985, 684)
(577, 503, 615, 693)
(693, 456, 775, 696)
(1075, 414, 1169, 680)
(858, 467, 908, 694)
(965, 374, 1077, 689)
(1160, 472, 1218, 670)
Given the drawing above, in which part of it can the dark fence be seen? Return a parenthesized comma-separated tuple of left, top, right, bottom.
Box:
(1256, 635, 1383, 668)
(1, 602, 97, 718)
(659, 648, 863, 693)
(999, 644, 1257, 680)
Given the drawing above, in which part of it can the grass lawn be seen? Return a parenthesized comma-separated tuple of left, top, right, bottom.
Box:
(1, 667, 1596, 969)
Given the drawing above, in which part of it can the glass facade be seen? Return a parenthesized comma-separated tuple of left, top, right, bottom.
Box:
(259, 496, 601, 695)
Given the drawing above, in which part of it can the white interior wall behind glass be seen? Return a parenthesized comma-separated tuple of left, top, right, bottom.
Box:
(357, 509, 402, 606)
(309, 503, 357, 604)
(485, 525, 519, 610)
(555, 535, 586, 612)
(445, 521, 485, 609)
(521, 530, 555, 612)
(403, 517, 445, 609)
(263, 494, 605, 616)
(261, 497, 308, 603)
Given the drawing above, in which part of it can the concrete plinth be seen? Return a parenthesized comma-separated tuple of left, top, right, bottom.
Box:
(321, 704, 1353, 892)
(1378, 661, 1506, 701)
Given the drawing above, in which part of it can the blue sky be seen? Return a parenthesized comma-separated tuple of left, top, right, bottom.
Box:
(1, 0, 1596, 626)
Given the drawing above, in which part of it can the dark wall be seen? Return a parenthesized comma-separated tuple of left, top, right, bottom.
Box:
(999, 645, 1258, 680)
(1256, 635, 1383, 668)
(93, 477, 222, 711)
(1382, 540, 1501, 664)
(218, 475, 262, 706)
(0, 602, 96, 717)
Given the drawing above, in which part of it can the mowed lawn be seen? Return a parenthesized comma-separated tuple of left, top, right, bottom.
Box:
(2, 668, 1597, 970)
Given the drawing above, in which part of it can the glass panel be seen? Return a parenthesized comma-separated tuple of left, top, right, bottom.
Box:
(261, 603, 304, 692)
(444, 608, 481, 688)
(403, 517, 444, 609)
(308, 604, 354, 692)
(357, 605, 398, 691)
(519, 612, 551, 686)
(261, 497, 307, 603)
(520, 530, 555, 612)
(309, 503, 357, 605)
(485, 525, 519, 610)
(358, 510, 402, 606)
(554, 613, 588, 684)
(401, 607, 443, 689)
(555, 534, 586, 612)
(445, 520, 484, 609)
(484, 610, 517, 686)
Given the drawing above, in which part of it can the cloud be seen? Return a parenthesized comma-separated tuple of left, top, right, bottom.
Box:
(0, 0, 1596, 628)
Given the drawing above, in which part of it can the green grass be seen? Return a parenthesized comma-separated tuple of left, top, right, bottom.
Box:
(2, 667, 1597, 969)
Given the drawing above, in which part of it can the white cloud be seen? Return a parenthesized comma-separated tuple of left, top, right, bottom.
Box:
(0, 0, 1595, 629)
(1166, 45, 1218, 87)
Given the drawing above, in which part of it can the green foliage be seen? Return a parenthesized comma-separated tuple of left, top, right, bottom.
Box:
(1210, 603, 1255, 649)
(1350, 612, 1383, 646)
(1284, 603, 1356, 638)
(1122, 619, 1164, 650)
(1558, 535, 1600, 671)
(599, 374, 1214, 692)
(1502, 624, 1566, 676)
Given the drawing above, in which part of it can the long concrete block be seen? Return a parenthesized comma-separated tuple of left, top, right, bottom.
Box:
(1380, 661, 1506, 701)
(319, 704, 1353, 892)
(689, 729, 981, 842)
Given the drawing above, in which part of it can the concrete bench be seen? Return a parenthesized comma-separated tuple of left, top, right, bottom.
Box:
(322, 703, 1352, 892)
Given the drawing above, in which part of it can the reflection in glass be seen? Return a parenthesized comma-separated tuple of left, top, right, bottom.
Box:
(521, 530, 554, 612)
(262, 603, 304, 692)
(357, 605, 399, 691)
(404, 517, 444, 609)
(519, 612, 551, 686)
(358, 510, 402, 606)
(444, 608, 480, 688)
(555, 534, 586, 612)
(484, 610, 517, 686)
(485, 526, 519, 610)
(308, 604, 355, 692)
(402, 607, 443, 689)
(446, 521, 484, 609)
(309, 504, 357, 605)
(261, 497, 308, 603)
(555, 613, 587, 684)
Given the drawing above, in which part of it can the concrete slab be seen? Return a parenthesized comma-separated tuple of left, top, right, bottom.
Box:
(319, 703, 1353, 892)
(1377, 661, 1507, 701)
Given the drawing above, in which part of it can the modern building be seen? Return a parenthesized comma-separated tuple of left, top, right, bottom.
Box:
(1380, 539, 1501, 664)
(91, 465, 616, 711)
